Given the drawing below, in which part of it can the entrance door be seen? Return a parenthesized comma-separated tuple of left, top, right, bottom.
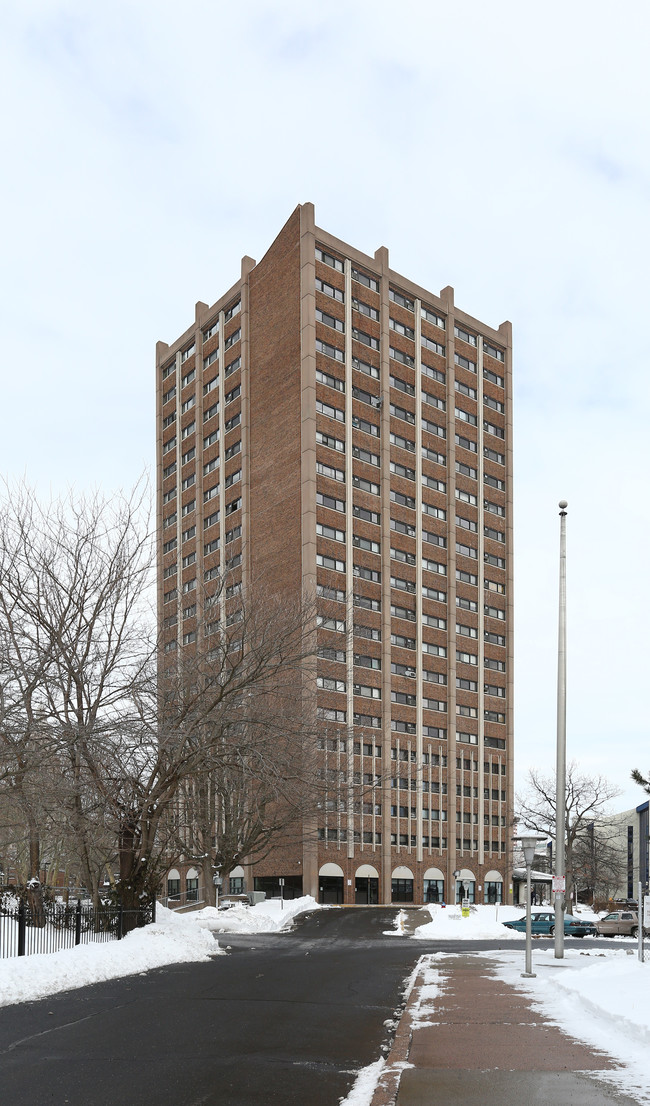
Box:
(354, 877, 379, 904)
(319, 876, 344, 904)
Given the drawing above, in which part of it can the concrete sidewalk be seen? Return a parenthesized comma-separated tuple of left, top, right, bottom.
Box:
(371, 953, 639, 1106)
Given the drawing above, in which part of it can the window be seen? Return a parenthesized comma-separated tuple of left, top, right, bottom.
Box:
(456, 489, 477, 507)
(316, 308, 344, 333)
(391, 546, 415, 566)
(484, 526, 505, 544)
(355, 654, 381, 670)
(162, 361, 175, 381)
(457, 568, 478, 586)
(391, 576, 415, 594)
(422, 417, 446, 438)
(454, 325, 477, 347)
(483, 343, 504, 363)
(182, 525, 196, 543)
(354, 474, 380, 495)
(351, 414, 379, 437)
(317, 461, 345, 482)
(484, 420, 505, 440)
(316, 277, 344, 302)
(353, 445, 380, 467)
(163, 436, 176, 455)
(424, 534, 446, 555)
(317, 553, 345, 572)
(422, 446, 446, 466)
(423, 503, 446, 521)
(457, 623, 478, 639)
(485, 604, 505, 621)
(390, 317, 415, 341)
(316, 246, 344, 272)
(456, 542, 477, 560)
(455, 380, 477, 400)
(182, 368, 196, 388)
(391, 489, 415, 510)
(354, 505, 380, 524)
(225, 496, 241, 515)
(457, 596, 477, 612)
(423, 642, 447, 657)
(204, 484, 219, 504)
(485, 657, 506, 672)
(390, 403, 415, 425)
(391, 431, 415, 453)
(317, 430, 345, 453)
(317, 522, 345, 543)
(316, 338, 345, 363)
(457, 650, 477, 666)
(354, 564, 380, 582)
(163, 461, 177, 479)
(352, 356, 379, 379)
(391, 631, 415, 649)
(389, 288, 414, 311)
(456, 433, 477, 454)
(224, 327, 241, 350)
(318, 491, 345, 512)
(422, 390, 445, 411)
(485, 683, 506, 698)
(353, 535, 380, 554)
(484, 395, 504, 414)
(485, 577, 505, 594)
(163, 412, 175, 430)
(422, 586, 446, 603)
(391, 603, 416, 622)
(485, 551, 506, 569)
(182, 447, 196, 465)
(353, 298, 379, 320)
(225, 356, 241, 379)
(353, 328, 379, 350)
(422, 335, 445, 356)
(317, 398, 345, 423)
(455, 407, 477, 426)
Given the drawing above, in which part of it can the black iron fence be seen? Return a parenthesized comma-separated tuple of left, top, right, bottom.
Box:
(0, 897, 155, 960)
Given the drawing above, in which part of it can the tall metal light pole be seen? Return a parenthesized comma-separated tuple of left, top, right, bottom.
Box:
(554, 500, 568, 959)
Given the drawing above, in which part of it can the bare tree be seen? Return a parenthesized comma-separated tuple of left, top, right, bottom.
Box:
(516, 763, 622, 903)
(0, 480, 325, 923)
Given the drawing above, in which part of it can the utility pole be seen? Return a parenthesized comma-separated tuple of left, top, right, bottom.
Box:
(554, 500, 568, 959)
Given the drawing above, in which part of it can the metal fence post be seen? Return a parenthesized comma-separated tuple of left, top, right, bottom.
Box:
(18, 900, 26, 957)
(151, 895, 156, 924)
(75, 899, 82, 946)
(117, 903, 123, 940)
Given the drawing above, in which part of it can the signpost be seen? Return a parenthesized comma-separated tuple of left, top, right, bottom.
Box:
(279, 877, 285, 910)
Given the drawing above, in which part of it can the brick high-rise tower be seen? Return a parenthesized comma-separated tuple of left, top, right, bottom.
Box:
(156, 204, 513, 908)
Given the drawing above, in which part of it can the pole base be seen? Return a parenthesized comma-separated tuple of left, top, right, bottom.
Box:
(521, 972, 536, 978)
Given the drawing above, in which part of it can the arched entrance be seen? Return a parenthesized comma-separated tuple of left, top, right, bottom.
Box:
(484, 869, 503, 904)
(186, 867, 199, 902)
(167, 868, 181, 902)
(423, 866, 445, 904)
(454, 868, 476, 904)
(319, 862, 344, 904)
(355, 864, 379, 905)
(391, 865, 414, 903)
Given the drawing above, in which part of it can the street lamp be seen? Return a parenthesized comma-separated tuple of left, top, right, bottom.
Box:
(516, 833, 547, 978)
(555, 500, 568, 960)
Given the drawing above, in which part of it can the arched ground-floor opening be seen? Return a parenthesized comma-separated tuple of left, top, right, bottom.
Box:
(483, 870, 503, 903)
(319, 863, 344, 904)
(423, 867, 445, 904)
(355, 864, 379, 904)
(391, 866, 414, 903)
(454, 868, 476, 904)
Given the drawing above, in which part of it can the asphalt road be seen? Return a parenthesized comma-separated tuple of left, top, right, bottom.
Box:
(0, 908, 629, 1106)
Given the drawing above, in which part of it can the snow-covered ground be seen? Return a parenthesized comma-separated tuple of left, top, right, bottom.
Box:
(0, 896, 320, 1008)
(488, 946, 650, 1105)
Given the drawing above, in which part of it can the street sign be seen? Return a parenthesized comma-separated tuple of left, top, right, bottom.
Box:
(461, 897, 470, 917)
(278, 878, 285, 887)
(552, 876, 565, 893)
(644, 895, 650, 922)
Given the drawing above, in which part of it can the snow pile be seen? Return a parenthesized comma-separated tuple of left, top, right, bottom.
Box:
(383, 909, 409, 936)
(413, 902, 523, 940)
(489, 947, 650, 1104)
(184, 895, 320, 934)
(0, 905, 221, 1008)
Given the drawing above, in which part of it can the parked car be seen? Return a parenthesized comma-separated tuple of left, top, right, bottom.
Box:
(595, 911, 648, 938)
(502, 910, 596, 938)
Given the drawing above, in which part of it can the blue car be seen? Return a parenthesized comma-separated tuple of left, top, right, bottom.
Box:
(503, 910, 596, 938)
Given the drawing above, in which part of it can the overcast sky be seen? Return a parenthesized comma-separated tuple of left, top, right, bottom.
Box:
(1, 1, 648, 811)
